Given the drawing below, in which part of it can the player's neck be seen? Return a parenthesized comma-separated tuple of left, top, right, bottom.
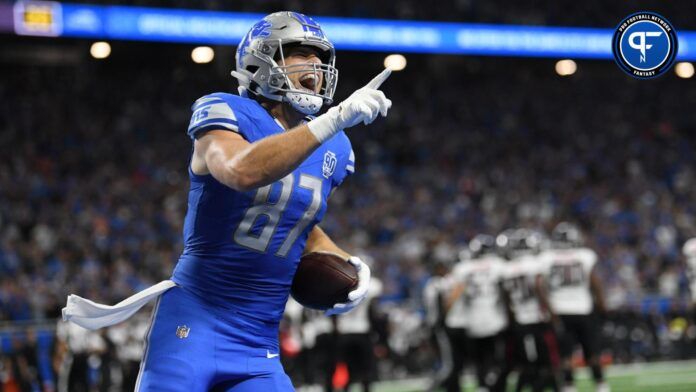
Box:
(263, 101, 304, 130)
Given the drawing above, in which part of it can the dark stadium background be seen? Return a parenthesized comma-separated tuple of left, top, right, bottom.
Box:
(1, 1, 696, 391)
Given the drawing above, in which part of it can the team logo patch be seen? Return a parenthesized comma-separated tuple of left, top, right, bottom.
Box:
(175, 325, 190, 339)
(612, 12, 678, 79)
(236, 19, 272, 68)
(322, 151, 337, 179)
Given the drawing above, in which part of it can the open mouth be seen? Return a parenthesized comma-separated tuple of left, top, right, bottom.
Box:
(298, 73, 318, 92)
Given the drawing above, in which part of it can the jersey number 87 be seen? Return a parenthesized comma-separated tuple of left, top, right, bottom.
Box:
(233, 173, 322, 257)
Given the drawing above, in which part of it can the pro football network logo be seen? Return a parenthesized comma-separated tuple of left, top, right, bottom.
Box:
(612, 12, 678, 79)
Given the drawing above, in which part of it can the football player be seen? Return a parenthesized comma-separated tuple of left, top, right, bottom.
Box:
(448, 234, 509, 392)
(423, 261, 457, 392)
(541, 223, 609, 392)
(65, 11, 391, 392)
(296, 303, 336, 391)
(500, 229, 561, 392)
(440, 258, 470, 392)
(335, 277, 383, 392)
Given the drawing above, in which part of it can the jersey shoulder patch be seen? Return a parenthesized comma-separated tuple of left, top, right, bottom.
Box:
(320, 131, 356, 189)
(187, 93, 240, 139)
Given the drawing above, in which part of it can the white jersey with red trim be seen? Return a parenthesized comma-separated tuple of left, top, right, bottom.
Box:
(503, 254, 548, 325)
(541, 247, 597, 315)
(452, 255, 508, 337)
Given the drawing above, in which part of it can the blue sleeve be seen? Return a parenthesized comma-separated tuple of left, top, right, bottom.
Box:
(187, 94, 240, 139)
(328, 133, 355, 190)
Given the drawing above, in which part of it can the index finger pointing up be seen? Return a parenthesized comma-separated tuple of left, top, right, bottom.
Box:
(366, 68, 392, 89)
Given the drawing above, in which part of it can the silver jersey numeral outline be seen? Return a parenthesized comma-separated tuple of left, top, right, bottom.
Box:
(233, 173, 323, 257)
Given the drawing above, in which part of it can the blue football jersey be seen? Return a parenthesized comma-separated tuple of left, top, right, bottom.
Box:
(172, 93, 354, 325)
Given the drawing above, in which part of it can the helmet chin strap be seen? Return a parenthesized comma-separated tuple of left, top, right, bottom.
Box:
(285, 92, 323, 115)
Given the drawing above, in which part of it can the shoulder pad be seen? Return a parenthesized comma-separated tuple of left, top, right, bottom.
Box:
(187, 93, 239, 139)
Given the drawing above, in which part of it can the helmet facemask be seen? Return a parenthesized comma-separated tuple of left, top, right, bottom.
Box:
(232, 12, 339, 116)
(271, 43, 338, 115)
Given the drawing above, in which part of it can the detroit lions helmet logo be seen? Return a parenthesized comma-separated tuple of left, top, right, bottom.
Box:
(322, 151, 337, 179)
(236, 20, 272, 68)
(289, 12, 326, 39)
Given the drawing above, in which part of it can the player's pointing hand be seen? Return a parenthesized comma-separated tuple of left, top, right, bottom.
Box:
(366, 67, 392, 89)
(307, 68, 393, 142)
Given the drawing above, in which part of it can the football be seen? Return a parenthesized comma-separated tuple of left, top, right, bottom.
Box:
(291, 252, 359, 310)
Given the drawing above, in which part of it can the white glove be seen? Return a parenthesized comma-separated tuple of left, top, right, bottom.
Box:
(308, 68, 392, 143)
(325, 256, 371, 316)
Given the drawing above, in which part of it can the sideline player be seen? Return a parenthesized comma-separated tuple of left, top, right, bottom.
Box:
(500, 229, 561, 392)
(423, 261, 455, 392)
(65, 11, 392, 392)
(448, 234, 509, 392)
(335, 277, 383, 392)
(440, 260, 469, 392)
(541, 223, 609, 392)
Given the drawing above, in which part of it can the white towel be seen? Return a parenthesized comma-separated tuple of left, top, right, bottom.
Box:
(62, 280, 177, 330)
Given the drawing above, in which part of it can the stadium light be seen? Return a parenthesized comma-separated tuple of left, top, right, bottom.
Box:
(555, 59, 577, 76)
(384, 54, 407, 71)
(90, 41, 111, 59)
(192, 46, 215, 64)
(675, 62, 695, 79)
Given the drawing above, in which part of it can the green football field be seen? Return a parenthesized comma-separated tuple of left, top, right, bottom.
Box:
(363, 360, 696, 392)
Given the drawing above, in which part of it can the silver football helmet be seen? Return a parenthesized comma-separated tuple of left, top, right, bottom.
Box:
(551, 222, 583, 248)
(231, 11, 338, 115)
(498, 228, 544, 259)
(468, 234, 497, 259)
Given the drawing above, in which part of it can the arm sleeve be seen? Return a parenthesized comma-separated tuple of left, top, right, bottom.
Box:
(187, 95, 240, 139)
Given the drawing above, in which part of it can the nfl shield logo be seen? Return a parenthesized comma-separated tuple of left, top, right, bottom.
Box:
(176, 325, 190, 339)
(322, 151, 337, 179)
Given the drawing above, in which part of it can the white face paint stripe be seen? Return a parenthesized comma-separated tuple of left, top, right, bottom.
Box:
(134, 296, 163, 392)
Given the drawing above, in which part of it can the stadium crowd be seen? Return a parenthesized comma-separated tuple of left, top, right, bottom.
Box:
(1, 49, 696, 390)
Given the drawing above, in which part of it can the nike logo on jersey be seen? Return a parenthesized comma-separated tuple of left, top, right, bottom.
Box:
(266, 350, 279, 359)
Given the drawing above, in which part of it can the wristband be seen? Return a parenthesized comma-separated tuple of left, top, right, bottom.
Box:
(306, 107, 340, 143)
